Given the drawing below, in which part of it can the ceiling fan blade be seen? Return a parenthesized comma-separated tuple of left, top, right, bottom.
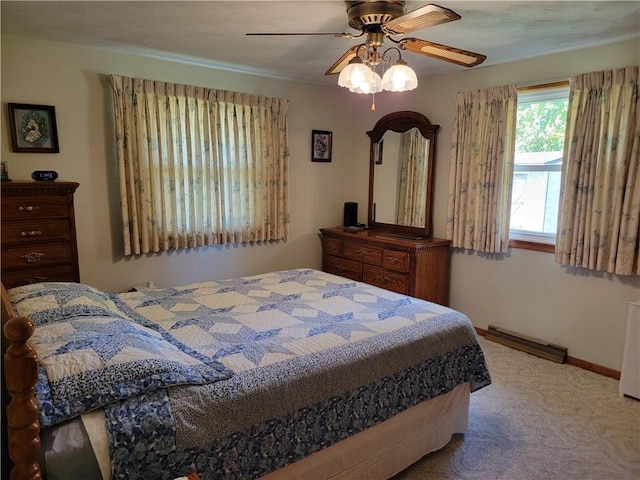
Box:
(382, 4, 460, 35)
(246, 32, 356, 38)
(399, 38, 486, 67)
(325, 45, 360, 75)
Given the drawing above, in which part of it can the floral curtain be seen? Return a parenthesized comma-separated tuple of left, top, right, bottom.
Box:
(446, 85, 518, 253)
(108, 75, 289, 256)
(555, 66, 639, 275)
(397, 129, 429, 226)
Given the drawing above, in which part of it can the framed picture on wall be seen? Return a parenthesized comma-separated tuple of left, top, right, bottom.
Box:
(311, 130, 332, 162)
(8, 103, 60, 153)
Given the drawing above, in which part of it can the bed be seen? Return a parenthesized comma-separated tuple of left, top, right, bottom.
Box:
(1, 268, 491, 480)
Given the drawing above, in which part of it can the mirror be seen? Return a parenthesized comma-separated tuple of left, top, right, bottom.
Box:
(367, 111, 439, 238)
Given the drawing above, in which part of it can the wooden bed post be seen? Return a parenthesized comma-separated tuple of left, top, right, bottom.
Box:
(2, 284, 41, 480)
(4, 317, 41, 480)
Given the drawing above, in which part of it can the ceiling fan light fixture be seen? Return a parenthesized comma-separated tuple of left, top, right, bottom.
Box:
(249, 2, 486, 90)
(381, 58, 418, 92)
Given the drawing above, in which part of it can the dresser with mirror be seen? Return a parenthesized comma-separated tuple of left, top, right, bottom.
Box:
(320, 111, 452, 305)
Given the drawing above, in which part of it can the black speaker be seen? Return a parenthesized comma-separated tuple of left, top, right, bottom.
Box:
(343, 202, 358, 227)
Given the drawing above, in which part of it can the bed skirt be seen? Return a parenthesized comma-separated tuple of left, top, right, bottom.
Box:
(261, 381, 470, 479)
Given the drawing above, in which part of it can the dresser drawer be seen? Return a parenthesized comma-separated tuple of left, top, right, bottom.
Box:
(363, 265, 409, 294)
(343, 241, 383, 265)
(2, 244, 74, 270)
(323, 237, 343, 257)
(1, 265, 79, 290)
(1, 219, 71, 246)
(323, 255, 362, 281)
(1, 196, 69, 219)
(382, 250, 410, 272)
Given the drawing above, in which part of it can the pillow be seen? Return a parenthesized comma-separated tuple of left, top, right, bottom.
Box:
(32, 315, 231, 427)
(8, 282, 132, 326)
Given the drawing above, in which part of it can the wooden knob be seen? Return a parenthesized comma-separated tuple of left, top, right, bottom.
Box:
(3, 317, 35, 344)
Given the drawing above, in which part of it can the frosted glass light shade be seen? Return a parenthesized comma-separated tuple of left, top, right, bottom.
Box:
(381, 63, 418, 92)
(350, 71, 382, 94)
(338, 60, 372, 91)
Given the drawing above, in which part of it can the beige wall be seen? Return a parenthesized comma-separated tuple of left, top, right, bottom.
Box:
(1, 35, 359, 292)
(2, 34, 638, 370)
(350, 38, 640, 371)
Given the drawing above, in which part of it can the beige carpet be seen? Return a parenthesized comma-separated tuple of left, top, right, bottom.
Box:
(394, 337, 640, 480)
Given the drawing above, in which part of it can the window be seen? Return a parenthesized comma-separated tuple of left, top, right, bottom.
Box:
(108, 75, 290, 255)
(510, 83, 569, 248)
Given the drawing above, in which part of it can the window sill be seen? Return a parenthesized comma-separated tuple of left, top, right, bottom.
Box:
(509, 239, 555, 253)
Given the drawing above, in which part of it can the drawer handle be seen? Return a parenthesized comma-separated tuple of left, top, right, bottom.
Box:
(28, 276, 47, 284)
(20, 252, 46, 263)
(18, 205, 39, 212)
(20, 230, 43, 237)
(387, 256, 399, 265)
(375, 275, 390, 284)
(336, 264, 346, 273)
(330, 244, 339, 251)
(355, 249, 367, 258)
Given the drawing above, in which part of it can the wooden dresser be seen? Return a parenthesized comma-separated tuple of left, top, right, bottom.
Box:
(320, 227, 451, 305)
(1, 181, 80, 289)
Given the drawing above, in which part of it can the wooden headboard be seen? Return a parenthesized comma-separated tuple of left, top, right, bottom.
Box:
(1, 283, 42, 480)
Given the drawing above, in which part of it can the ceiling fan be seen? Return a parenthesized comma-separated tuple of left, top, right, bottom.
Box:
(247, 1, 486, 78)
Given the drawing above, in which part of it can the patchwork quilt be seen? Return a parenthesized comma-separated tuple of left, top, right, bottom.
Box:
(9, 269, 491, 480)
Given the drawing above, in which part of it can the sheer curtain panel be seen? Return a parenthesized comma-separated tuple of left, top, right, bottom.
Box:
(555, 66, 639, 275)
(397, 129, 429, 227)
(108, 75, 289, 255)
(447, 85, 518, 253)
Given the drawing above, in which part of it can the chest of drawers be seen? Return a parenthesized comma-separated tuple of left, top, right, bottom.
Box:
(320, 227, 451, 305)
(1, 181, 80, 289)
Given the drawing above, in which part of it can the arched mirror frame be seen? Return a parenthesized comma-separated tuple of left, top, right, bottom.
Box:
(367, 111, 439, 238)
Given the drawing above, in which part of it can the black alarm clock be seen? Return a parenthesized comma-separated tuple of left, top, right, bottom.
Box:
(32, 170, 59, 181)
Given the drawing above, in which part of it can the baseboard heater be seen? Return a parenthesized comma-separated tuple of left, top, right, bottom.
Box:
(486, 325, 567, 364)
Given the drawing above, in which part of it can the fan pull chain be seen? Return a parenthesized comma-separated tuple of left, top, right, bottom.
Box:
(371, 92, 376, 111)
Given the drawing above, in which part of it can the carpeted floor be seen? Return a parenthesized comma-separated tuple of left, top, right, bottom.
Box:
(394, 337, 640, 480)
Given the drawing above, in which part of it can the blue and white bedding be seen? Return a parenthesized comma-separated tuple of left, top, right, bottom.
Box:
(9, 269, 491, 480)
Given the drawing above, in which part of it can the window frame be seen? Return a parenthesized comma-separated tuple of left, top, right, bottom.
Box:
(509, 81, 569, 253)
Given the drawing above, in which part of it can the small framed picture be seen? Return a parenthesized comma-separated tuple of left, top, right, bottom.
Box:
(8, 103, 60, 153)
(311, 130, 332, 162)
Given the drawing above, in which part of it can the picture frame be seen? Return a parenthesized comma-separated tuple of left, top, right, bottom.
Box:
(8, 103, 60, 153)
(311, 130, 332, 162)
(374, 141, 384, 165)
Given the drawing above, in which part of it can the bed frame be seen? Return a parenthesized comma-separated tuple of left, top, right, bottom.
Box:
(1, 282, 472, 480)
(2, 284, 41, 480)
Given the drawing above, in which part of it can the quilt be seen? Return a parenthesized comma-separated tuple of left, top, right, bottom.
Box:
(9, 269, 491, 480)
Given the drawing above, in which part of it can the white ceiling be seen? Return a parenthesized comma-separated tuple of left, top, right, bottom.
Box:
(2, 1, 639, 87)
